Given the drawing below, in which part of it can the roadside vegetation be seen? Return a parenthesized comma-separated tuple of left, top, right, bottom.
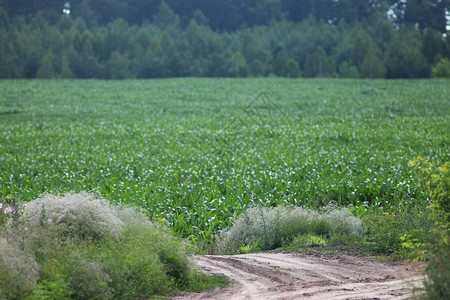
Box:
(213, 157, 449, 299)
(0, 193, 227, 299)
(215, 205, 364, 254)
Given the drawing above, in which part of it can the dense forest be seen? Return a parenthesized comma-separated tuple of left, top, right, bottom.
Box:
(1, 0, 449, 79)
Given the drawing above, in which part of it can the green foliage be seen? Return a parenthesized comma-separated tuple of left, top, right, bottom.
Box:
(0, 79, 448, 243)
(241, 29, 271, 76)
(239, 242, 260, 254)
(338, 60, 360, 78)
(0, 193, 225, 299)
(360, 47, 386, 78)
(29, 274, 73, 300)
(304, 46, 335, 77)
(3, 0, 448, 34)
(431, 58, 450, 78)
(409, 157, 449, 299)
(95, 225, 176, 297)
(290, 234, 328, 247)
(228, 51, 249, 77)
(153, 1, 180, 29)
(423, 239, 450, 300)
(181, 272, 229, 293)
(399, 231, 426, 261)
(0, 5, 447, 79)
(409, 157, 450, 218)
(59, 55, 72, 79)
(363, 204, 433, 257)
(272, 50, 301, 78)
(363, 214, 405, 255)
(106, 51, 131, 79)
(36, 52, 56, 79)
(0, 29, 21, 78)
(0, 7, 9, 28)
(422, 29, 446, 64)
(385, 32, 431, 78)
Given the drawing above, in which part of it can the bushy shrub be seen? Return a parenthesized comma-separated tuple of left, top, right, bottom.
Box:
(409, 157, 449, 299)
(0, 192, 220, 299)
(216, 205, 364, 254)
(0, 238, 40, 298)
(95, 220, 193, 297)
(39, 247, 112, 299)
(431, 58, 450, 78)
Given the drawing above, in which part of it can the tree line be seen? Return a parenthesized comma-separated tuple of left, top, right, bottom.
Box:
(2, 0, 449, 33)
(0, 1, 449, 79)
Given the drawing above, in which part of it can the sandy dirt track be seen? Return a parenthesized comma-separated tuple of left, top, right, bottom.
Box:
(173, 251, 425, 300)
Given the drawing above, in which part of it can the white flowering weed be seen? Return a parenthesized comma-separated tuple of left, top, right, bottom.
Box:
(0, 238, 40, 297)
(216, 205, 364, 253)
(20, 192, 124, 240)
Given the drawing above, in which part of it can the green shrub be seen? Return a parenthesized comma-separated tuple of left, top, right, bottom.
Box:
(29, 274, 74, 300)
(39, 247, 111, 299)
(215, 205, 364, 254)
(364, 213, 409, 255)
(0, 193, 224, 299)
(431, 58, 450, 78)
(409, 157, 450, 299)
(94, 222, 191, 298)
(423, 242, 450, 300)
(363, 202, 433, 257)
(409, 157, 449, 219)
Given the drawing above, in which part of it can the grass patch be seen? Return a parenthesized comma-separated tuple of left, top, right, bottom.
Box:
(291, 233, 328, 247)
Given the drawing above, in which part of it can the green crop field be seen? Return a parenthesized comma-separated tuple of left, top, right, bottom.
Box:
(1, 79, 449, 240)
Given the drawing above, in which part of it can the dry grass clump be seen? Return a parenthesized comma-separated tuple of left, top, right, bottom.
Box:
(20, 192, 124, 240)
(216, 205, 364, 254)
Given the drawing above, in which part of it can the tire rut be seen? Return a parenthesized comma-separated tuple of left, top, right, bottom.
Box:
(172, 252, 425, 300)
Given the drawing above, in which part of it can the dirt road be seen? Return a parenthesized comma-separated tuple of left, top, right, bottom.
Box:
(174, 251, 425, 300)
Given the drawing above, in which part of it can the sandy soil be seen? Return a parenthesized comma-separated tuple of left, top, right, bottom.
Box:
(173, 251, 425, 300)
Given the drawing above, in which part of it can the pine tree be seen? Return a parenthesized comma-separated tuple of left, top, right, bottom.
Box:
(338, 60, 360, 78)
(107, 50, 131, 79)
(228, 51, 249, 77)
(241, 29, 271, 76)
(422, 28, 444, 64)
(153, 1, 179, 29)
(0, 7, 9, 28)
(60, 54, 72, 78)
(360, 48, 385, 78)
(304, 47, 335, 77)
(431, 58, 450, 78)
(36, 51, 55, 78)
(272, 50, 301, 78)
(0, 30, 21, 78)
